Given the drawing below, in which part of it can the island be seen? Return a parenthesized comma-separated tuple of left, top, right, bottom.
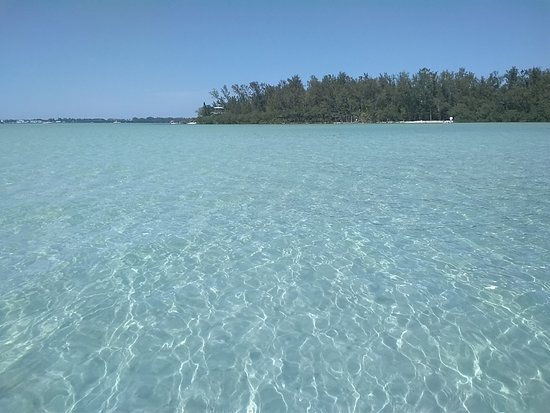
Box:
(196, 67, 550, 124)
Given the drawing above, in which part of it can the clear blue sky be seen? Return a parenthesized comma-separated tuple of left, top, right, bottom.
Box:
(1, 0, 549, 118)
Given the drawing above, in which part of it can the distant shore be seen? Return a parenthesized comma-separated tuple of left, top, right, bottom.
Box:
(0, 117, 195, 125)
(5, 119, 550, 126)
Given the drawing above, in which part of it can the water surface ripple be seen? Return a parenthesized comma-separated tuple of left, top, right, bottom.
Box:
(0, 123, 549, 412)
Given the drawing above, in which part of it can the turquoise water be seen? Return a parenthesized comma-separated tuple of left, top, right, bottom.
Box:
(0, 123, 549, 412)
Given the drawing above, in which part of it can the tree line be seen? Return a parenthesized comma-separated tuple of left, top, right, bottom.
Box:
(196, 67, 550, 123)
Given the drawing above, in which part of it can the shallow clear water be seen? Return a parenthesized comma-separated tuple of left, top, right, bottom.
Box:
(0, 123, 549, 412)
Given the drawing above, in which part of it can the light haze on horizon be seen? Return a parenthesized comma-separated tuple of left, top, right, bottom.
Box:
(1, 0, 549, 119)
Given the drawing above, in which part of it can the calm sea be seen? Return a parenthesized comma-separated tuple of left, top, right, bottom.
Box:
(0, 123, 549, 412)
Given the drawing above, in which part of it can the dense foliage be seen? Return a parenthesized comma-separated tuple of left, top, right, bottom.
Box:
(197, 67, 550, 123)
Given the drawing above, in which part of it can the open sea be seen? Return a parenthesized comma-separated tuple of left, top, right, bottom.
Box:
(0, 123, 549, 413)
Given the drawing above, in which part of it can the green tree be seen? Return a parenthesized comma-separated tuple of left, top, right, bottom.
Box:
(197, 66, 550, 123)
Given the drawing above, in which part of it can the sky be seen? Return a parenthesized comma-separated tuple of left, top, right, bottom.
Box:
(1, 0, 549, 119)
